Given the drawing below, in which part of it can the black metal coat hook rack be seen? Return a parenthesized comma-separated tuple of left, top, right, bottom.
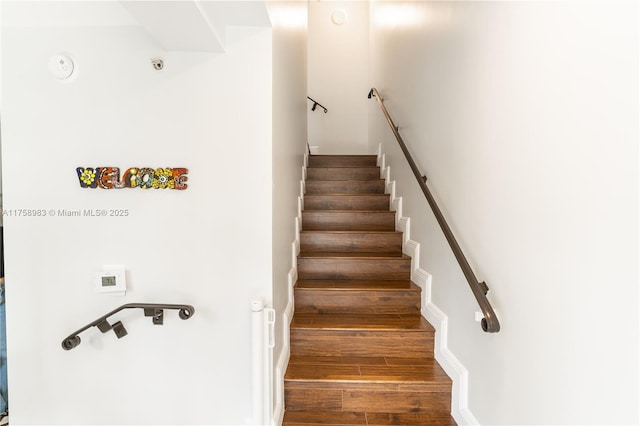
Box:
(61, 303, 195, 350)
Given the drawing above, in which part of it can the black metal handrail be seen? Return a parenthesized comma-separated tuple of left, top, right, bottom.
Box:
(61, 303, 195, 350)
(368, 88, 500, 333)
(307, 96, 328, 113)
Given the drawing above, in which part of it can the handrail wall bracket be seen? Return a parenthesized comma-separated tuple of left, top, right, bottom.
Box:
(307, 96, 328, 113)
(368, 87, 500, 333)
(62, 303, 195, 350)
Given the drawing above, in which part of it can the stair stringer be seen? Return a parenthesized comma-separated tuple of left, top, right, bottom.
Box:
(272, 152, 307, 426)
(378, 147, 480, 426)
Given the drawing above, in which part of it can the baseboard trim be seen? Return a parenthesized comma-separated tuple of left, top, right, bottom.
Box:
(424, 303, 479, 425)
(272, 266, 296, 426)
(377, 144, 477, 426)
(271, 157, 306, 426)
(272, 262, 296, 426)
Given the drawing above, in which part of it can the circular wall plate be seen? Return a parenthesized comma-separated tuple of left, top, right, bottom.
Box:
(331, 9, 347, 25)
(49, 54, 75, 80)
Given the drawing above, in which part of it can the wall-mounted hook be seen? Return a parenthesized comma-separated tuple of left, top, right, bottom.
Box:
(112, 321, 128, 338)
(144, 307, 164, 325)
(61, 303, 195, 350)
(95, 319, 128, 339)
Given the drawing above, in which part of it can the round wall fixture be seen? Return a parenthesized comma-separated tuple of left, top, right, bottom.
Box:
(49, 54, 75, 80)
(151, 58, 164, 71)
(331, 9, 347, 25)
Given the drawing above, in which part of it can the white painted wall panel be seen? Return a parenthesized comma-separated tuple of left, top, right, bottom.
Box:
(268, 0, 308, 420)
(1, 2, 272, 424)
(370, 1, 638, 424)
(307, 1, 370, 154)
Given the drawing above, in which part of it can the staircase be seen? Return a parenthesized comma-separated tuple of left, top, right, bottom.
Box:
(283, 155, 455, 425)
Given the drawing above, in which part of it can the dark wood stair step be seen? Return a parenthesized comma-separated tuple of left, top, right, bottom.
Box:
(365, 413, 457, 425)
(306, 167, 381, 181)
(304, 194, 390, 211)
(294, 279, 421, 314)
(284, 383, 451, 415)
(305, 180, 386, 195)
(295, 279, 416, 290)
(300, 231, 402, 253)
(287, 355, 444, 367)
(285, 356, 451, 386)
(290, 313, 434, 358)
(282, 410, 457, 425)
(308, 155, 377, 167)
(291, 312, 432, 331)
(302, 210, 396, 231)
(283, 410, 367, 425)
(298, 252, 411, 280)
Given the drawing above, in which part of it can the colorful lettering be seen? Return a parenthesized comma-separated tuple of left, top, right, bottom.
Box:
(122, 168, 140, 188)
(76, 167, 189, 190)
(172, 168, 189, 190)
(76, 167, 100, 188)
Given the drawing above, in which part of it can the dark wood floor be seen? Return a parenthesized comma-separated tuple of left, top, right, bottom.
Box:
(283, 155, 455, 425)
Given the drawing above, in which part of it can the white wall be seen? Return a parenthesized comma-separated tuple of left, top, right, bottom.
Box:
(307, 1, 370, 154)
(370, 1, 638, 424)
(268, 0, 308, 420)
(1, 1, 273, 424)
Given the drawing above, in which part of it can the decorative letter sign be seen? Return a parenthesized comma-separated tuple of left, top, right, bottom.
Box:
(76, 167, 188, 190)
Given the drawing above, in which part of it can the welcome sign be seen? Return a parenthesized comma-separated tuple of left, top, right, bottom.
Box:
(76, 167, 188, 190)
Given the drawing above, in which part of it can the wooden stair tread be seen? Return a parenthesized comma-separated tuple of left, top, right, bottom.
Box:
(304, 195, 391, 211)
(302, 211, 396, 230)
(288, 355, 442, 366)
(303, 209, 393, 213)
(306, 178, 384, 180)
(291, 313, 433, 331)
(310, 155, 377, 158)
(304, 194, 389, 198)
(366, 412, 457, 425)
(307, 166, 381, 169)
(298, 252, 409, 259)
(285, 356, 451, 385)
(305, 181, 385, 194)
(294, 279, 421, 314)
(283, 410, 456, 426)
(305, 179, 384, 182)
(305, 180, 384, 184)
(300, 230, 400, 234)
(308, 155, 378, 165)
(305, 192, 387, 196)
(306, 168, 381, 181)
(300, 231, 403, 253)
(295, 279, 419, 291)
(283, 410, 367, 425)
(284, 367, 449, 384)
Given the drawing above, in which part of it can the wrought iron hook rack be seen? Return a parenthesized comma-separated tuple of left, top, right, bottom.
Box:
(61, 303, 195, 350)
